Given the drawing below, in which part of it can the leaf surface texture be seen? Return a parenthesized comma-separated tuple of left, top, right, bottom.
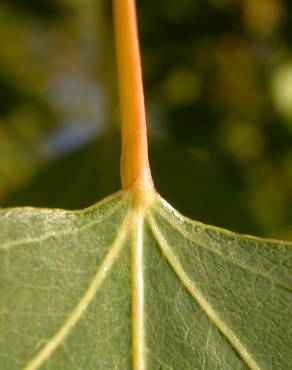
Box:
(0, 190, 291, 370)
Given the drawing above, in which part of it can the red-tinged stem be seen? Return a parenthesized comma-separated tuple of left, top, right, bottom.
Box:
(113, 0, 153, 190)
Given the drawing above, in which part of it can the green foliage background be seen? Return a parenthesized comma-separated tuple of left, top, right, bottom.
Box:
(1, 0, 292, 240)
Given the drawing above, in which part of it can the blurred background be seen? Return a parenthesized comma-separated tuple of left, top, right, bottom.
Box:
(1, 0, 292, 240)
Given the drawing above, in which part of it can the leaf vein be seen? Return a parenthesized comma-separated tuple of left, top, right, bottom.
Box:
(22, 213, 130, 370)
(148, 214, 260, 370)
(0, 202, 121, 252)
(156, 210, 292, 293)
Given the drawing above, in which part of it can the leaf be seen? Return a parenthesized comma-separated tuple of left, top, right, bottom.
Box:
(1, 186, 291, 369)
(1, 1, 291, 369)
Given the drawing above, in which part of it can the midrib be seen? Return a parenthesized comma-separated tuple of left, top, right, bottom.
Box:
(131, 209, 146, 370)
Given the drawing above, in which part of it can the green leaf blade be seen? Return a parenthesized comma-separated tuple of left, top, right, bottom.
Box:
(0, 192, 131, 370)
(0, 190, 291, 369)
(149, 197, 292, 369)
(143, 222, 247, 370)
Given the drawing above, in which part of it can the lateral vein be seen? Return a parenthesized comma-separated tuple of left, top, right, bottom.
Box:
(148, 214, 260, 370)
(0, 202, 120, 252)
(23, 213, 130, 370)
(157, 210, 292, 293)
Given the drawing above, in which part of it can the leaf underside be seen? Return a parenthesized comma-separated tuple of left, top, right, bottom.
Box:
(0, 190, 291, 370)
